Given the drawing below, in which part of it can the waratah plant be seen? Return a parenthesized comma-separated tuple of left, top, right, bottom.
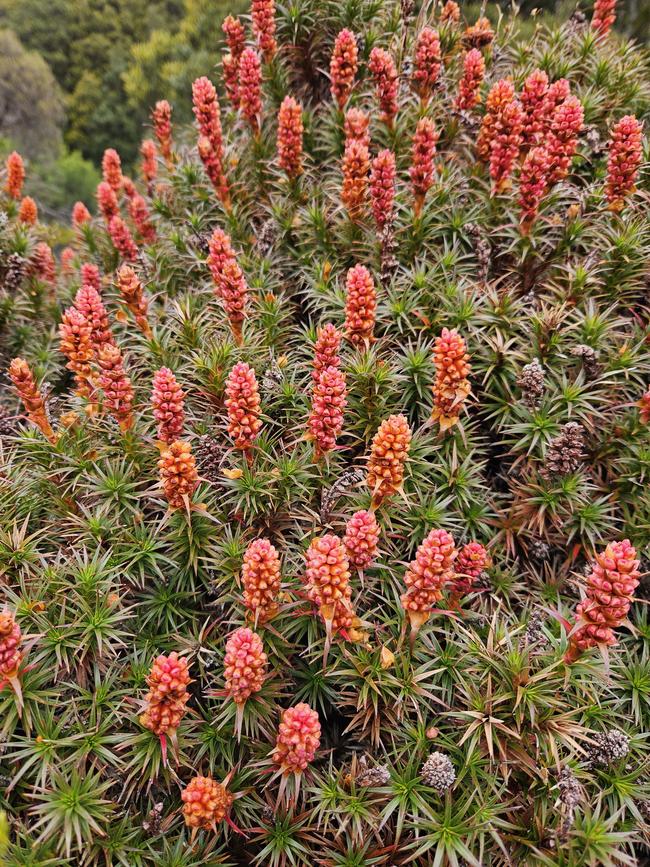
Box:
(1, 0, 650, 864)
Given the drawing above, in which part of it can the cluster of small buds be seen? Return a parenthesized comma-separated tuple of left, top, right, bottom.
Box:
(182, 776, 233, 831)
(116, 265, 151, 337)
(59, 306, 95, 398)
(207, 229, 248, 342)
(541, 422, 584, 478)
(431, 328, 471, 431)
(151, 368, 185, 444)
(546, 95, 584, 184)
(520, 70, 550, 147)
(252, 0, 277, 61)
(368, 47, 399, 126)
(97, 181, 119, 222)
(72, 201, 91, 229)
(97, 343, 134, 431)
(308, 365, 347, 457)
(108, 216, 139, 262)
(33, 242, 56, 287)
(565, 540, 640, 663)
(591, 0, 617, 36)
(370, 149, 396, 231)
(413, 28, 441, 101)
(455, 49, 485, 112)
(152, 100, 173, 164)
(341, 139, 369, 220)
(225, 362, 262, 452)
(101, 148, 123, 191)
(74, 284, 113, 352)
(158, 441, 198, 509)
(401, 528, 457, 632)
(440, 0, 461, 23)
(242, 538, 282, 623)
(367, 414, 412, 506)
(192, 76, 224, 155)
(519, 145, 552, 232)
(18, 196, 38, 225)
(344, 264, 376, 347)
(239, 48, 263, 134)
(305, 534, 355, 636)
(0, 608, 22, 681)
(421, 752, 456, 792)
(273, 703, 321, 775)
(587, 729, 630, 766)
(330, 29, 358, 109)
(344, 510, 380, 570)
(312, 323, 342, 384)
(277, 96, 304, 178)
(605, 115, 643, 211)
(224, 626, 267, 705)
(128, 194, 156, 244)
(638, 388, 650, 424)
(546, 78, 571, 114)
(517, 358, 545, 410)
(462, 16, 494, 49)
(451, 541, 489, 596)
(222, 15, 246, 108)
(140, 651, 191, 737)
(4, 151, 25, 199)
(344, 108, 370, 149)
(410, 118, 439, 216)
(8, 358, 57, 442)
(140, 140, 157, 186)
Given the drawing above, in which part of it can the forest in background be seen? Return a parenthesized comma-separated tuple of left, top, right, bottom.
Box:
(0, 0, 648, 220)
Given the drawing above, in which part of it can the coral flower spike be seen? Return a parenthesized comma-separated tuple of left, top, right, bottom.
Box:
(272, 702, 321, 803)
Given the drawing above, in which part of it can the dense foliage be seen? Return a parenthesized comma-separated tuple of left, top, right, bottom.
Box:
(1, 0, 650, 864)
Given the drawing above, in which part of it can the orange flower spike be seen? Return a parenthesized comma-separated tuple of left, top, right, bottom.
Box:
(277, 96, 304, 179)
(366, 414, 412, 507)
(344, 264, 376, 346)
(8, 358, 57, 443)
(312, 323, 342, 384)
(18, 196, 38, 225)
(330, 29, 358, 109)
(152, 100, 173, 165)
(151, 367, 185, 444)
(116, 265, 152, 338)
(158, 441, 198, 510)
(410, 117, 439, 216)
(431, 328, 472, 431)
(101, 148, 123, 191)
(4, 151, 25, 199)
(344, 108, 370, 149)
(605, 115, 643, 212)
(181, 776, 233, 832)
(308, 365, 347, 458)
(239, 48, 263, 134)
(242, 538, 282, 624)
(304, 534, 355, 640)
(58, 306, 96, 398)
(252, 0, 277, 61)
(401, 528, 457, 638)
(341, 138, 369, 220)
(413, 27, 442, 102)
(225, 362, 262, 453)
(140, 651, 191, 764)
(140, 139, 157, 186)
(97, 343, 134, 431)
(344, 509, 380, 571)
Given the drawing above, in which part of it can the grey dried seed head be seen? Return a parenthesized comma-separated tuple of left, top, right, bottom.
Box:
(587, 730, 630, 766)
(357, 763, 391, 786)
(541, 422, 584, 479)
(3, 252, 28, 292)
(524, 610, 549, 648)
(528, 537, 550, 560)
(571, 344, 602, 380)
(558, 767, 581, 809)
(194, 434, 226, 485)
(517, 359, 545, 410)
(421, 752, 456, 792)
(320, 467, 365, 522)
(262, 356, 284, 394)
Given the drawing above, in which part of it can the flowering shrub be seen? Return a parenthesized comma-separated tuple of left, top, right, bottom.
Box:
(0, 1, 649, 863)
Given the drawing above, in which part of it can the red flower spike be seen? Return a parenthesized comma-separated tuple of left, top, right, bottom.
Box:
(72, 201, 91, 228)
(192, 76, 224, 156)
(18, 196, 38, 225)
(410, 117, 439, 216)
(330, 29, 358, 109)
(519, 145, 551, 233)
(605, 115, 643, 212)
(96, 181, 119, 222)
(60, 247, 75, 277)
(368, 47, 399, 126)
(344, 509, 380, 570)
(239, 48, 263, 134)
(344, 264, 376, 346)
(222, 15, 246, 108)
(277, 96, 304, 178)
(401, 528, 457, 636)
(80, 263, 101, 291)
(565, 540, 640, 663)
(370, 149, 396, 231)
(158, 441, 198, 510)
(224, 626, 267, 706)
(431, 327, 471, 431)
(546, 95, 584, 185)
(182, 776, 233, 831)
(455, 49, 485, 112)
(207, 228, 248, 342)
(273, 703, 321, 775)
(0, 608, 25, 712)
(344, 108, 370, 149)
(152, 100, 173, 165)
(140, 139, 157, 185)
(74, 284, 114, 352)
(140, 651, 191, 762)
(33, 242, 56, 287)
(413, 28, 442, 101)
(520, 69, 550, 147)
(101, 148, 123, 192)
(8, 358, 57, 443)
(341, 139, 369, 220)
(489, 99, 524, 194)
(225, 362, 262, 452)
(4, 151, 25, 199)
(312, 323, 342, 384)
(638, 388, 650, 424)
(97, 343, 134, 431)
(128, 194, 156, 244)
(592, 0, 617, 37)
(242, 538, 282, 624)
(304, 534, 356, 639)
(197, 137, 231, 207)
(451, 541, 489, 597)
(151, 367, 185, 444)
(252, 0, 277, 61)
(308, 364, 347, 458)
(108, 215, 139, 262)
(366, 414, 412, 507)
(59, 306, 95, 398)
